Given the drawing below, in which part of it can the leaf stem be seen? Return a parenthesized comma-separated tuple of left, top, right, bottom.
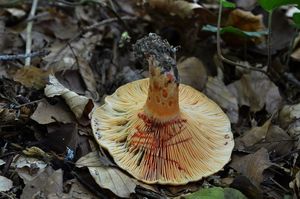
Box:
(267, 10, 273, 68)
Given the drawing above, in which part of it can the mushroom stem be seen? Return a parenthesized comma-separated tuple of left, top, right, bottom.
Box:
(143, 56, 180, 121)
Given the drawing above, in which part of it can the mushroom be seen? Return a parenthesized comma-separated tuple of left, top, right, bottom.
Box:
(91, 33, 234, 185)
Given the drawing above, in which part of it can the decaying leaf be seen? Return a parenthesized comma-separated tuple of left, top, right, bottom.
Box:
(279, 103, 300, 129)
(205, 76, 239, 123)
(227, 71, 282, 113)
(13, 66, 51, 89)
(148, 0, 201, 18)
(49, 179, 97, 199)
(177, 57, 207, 91)
(78, 59, 99, 100)
(290, 170, 300, 198)
(76, 151, 136, 198)
(12, 155, 47, 184)
(45, 75, 94, 120)
(230, 148, 273, 187)
(30, 99, 75, 124)
(0, 159, 5, 166)
(235, 119, 293, 156)
(0, 175, 13, 192)
(21, 167, 63, 199)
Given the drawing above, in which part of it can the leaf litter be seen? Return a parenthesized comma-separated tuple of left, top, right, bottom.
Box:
(0, 0, 300, 198)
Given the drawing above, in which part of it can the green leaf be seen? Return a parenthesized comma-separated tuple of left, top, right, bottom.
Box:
(293, 13, 300, 29)
(185, 187, 224, 199)
(202, 25, 268, 38)
(258, 0, 300, 11)
(221, 0, 236, 8)
(185, 187, 248, 199)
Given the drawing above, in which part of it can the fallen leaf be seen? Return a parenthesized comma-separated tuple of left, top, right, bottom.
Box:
(148, 0, 202, 18)
(230, 175, 263, 199)
(227, 71, 282, 113)
(290, 170, 300, 198)
(21, 167, 63, 199)
(30, 99, 75, 124)
(184, 187, 247, 199)
(12, 155, 47, 184)
(13, 66, 51, 89)
(235, 119, 294, 156)
(235, 119, 272, 151)
(230, 148, 273, 187)
(279, 103, 300, 129)
(0, 159, 5, 166)
(0, 175, 13, 192)
(78, 59, 99, 100)
(177, 57, 207, 91)
(205, 76, 239, 123)
(76, 151, 136, 198)
(45, 75, 94, 120)
(49, 179, 97, 199)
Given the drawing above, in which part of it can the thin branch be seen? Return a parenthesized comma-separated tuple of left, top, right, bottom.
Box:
(216, 1, 268, 75)
(25, 0, 39, 66)
(0, 50, 50, 61)
(286, 29, 299, 67)
(267, 10, 273, 68)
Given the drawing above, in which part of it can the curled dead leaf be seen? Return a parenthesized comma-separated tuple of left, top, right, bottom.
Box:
(279, 103, 300, 129)
(148, 0, 201, 18)
(76, 152, 136, 198)
(44, 75, 94, 120)
(0, 176, 13, 192)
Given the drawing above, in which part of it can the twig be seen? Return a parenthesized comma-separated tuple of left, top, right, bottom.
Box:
(267, 10, 273, 68)
(216, 1, 268, 75)
(269, 177, 290, 193)
(14, 99, 44, 109)
(25, 0, 39, 66)
(0, 50, 50, 61)
(286, 29, 299, 66)
(44, 16, 135, 69)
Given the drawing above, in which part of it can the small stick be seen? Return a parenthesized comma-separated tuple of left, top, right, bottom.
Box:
(0, 50, 49, 61)
(267, 11, 273, 68)
(25, 0, 39, 66)
(0, 50, 50, 61)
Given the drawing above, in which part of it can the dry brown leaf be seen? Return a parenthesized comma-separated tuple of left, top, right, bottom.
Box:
(291, 47, 300, 61)
(235, 119, 271, 150)
(230, 148, 273, 187)
(13, 66, 51, 89)
(49, 179, 97, 199)
(30, 99, 75, 124)
(12, 155, 48, 184)
(148, 0, 201, 18)
(279, 103, 300, 129)
(290, 170, 300, 198)
(78, 59, 99, 100)
(227, 71, 282, 113)
(205, 76, 239, 123)
(177, 57, 207, 91)
(21, 167, 63, 199)
(225, 9, 265, 44)
(0, 176, 13, 192)
(76, 151, 136, 198)
(45, 75, 94, 120)
(235, 119, 293, 156)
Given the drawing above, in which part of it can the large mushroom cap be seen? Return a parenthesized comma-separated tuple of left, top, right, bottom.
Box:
(91, 78, 234, 185)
